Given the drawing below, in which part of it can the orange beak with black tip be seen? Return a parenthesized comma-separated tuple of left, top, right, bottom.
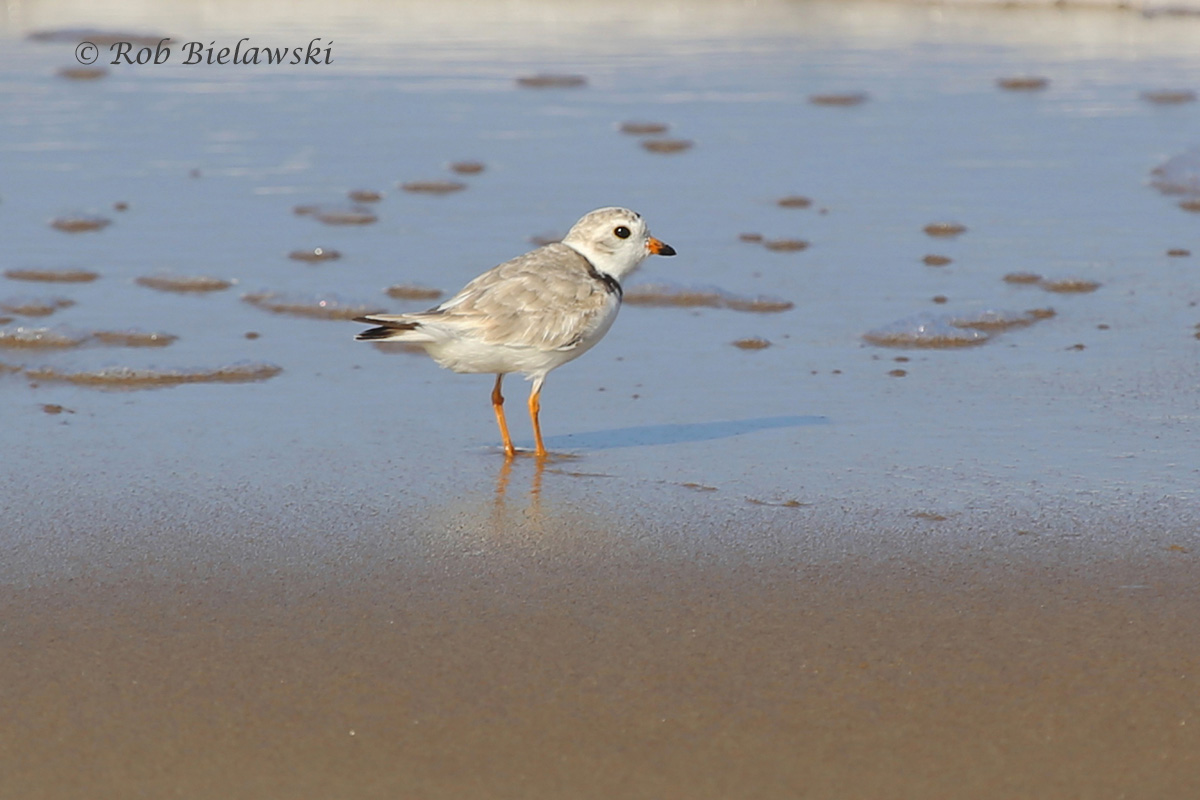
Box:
(647, 237, 676, 256)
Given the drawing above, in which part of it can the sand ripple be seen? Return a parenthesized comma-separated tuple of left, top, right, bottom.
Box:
(517, 74, 586, 88)
(997, 76, 1049, 91)
(809, 92, 868, 106)
(92, 329, 178, 347)
(399, 180, 467, 195)
(243, 291, 385, 319)
(23, 362, 282, 387)
(28, 28, 167, 46)
(641, 139, 693, 154)
(288, 248, 342, 263)
(625, 283, 793, 313)
(0, 297, 75, 316)
(136, 274, 234, 293)
(620, 122, 669, 135)
(50, 215, 110, 233)
(4, 268, 99, 283)
(385, 285, 443, 301)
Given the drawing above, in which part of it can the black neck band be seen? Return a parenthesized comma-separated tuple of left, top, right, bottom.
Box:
(583, 257, 622, 299)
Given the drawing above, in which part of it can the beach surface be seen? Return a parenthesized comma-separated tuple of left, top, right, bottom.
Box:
(2, 0, 1199, 795)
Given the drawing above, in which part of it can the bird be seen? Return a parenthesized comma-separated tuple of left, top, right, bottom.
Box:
(354, 206, 676, 458)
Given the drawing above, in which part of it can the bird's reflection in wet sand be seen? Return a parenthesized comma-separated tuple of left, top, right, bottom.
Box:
(492, 450, 590, 526)
(460, 450, 621, 556)
(492, 452, 550, 519)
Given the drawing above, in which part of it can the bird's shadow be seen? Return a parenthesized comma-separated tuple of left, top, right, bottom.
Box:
(544, 414, 827, 452)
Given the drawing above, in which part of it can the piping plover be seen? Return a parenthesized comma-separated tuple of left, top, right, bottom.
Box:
(355, 206, 676, 458)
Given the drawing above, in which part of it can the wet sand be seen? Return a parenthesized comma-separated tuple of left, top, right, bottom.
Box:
(4, 466, 1199, 797)
(3, 516, 1198, 798)
(4, 0, 1200, 793)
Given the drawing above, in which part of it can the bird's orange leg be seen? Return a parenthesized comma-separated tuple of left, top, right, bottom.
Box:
(528, 378, 547, 459)
(492, 374, 516, 458)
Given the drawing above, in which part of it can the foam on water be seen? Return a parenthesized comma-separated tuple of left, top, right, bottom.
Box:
(1150, 149, 1200, 196)
(0, 326, 90, 349)
(865, 308, 1056, 347)
(864, 315, 992, 348)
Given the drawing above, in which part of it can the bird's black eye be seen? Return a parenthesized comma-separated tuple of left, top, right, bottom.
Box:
(614, 226, 631, 239)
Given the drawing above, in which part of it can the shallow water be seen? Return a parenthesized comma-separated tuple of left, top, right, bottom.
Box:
(2, 0, 1199, 794)
(3, 0, 1198, 537)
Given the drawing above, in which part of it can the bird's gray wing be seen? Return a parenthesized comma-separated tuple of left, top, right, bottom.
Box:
(430, 244, 617, 350)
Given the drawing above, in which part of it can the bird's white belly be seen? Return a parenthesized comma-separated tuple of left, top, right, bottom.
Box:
(426, 304, 619, 379)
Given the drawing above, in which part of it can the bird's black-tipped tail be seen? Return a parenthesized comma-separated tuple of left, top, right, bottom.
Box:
(354, 316, 420, 341)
